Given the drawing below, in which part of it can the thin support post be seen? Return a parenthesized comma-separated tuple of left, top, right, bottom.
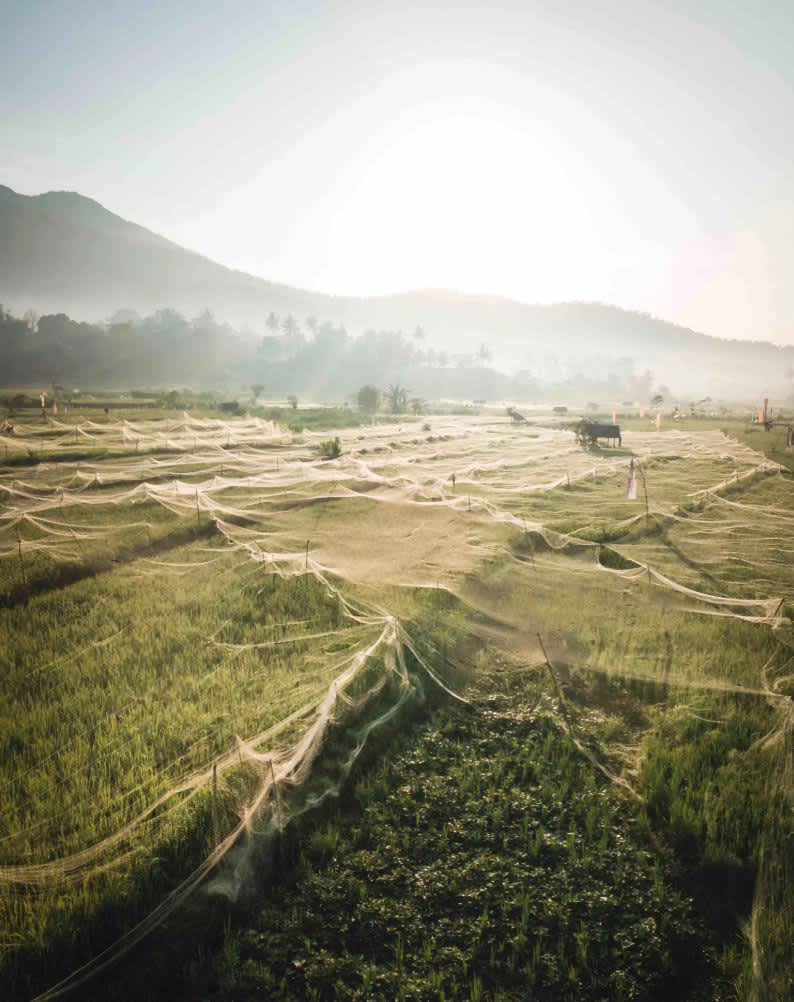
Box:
(16, 530, 27, 591)
(537, 633, 569, 723)
(305, 539, 310, 571)
(638, 463, 650, 525)
(211, 762, 219, 845)
(70, 525, 84, 555)
(269, 759, 283, 828)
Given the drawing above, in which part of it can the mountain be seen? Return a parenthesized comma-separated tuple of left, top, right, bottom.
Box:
(1, 184, 792, 399)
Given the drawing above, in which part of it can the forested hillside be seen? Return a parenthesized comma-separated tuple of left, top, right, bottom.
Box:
(3, 185, 793, 399)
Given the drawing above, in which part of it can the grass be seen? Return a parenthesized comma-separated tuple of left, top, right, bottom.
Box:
(1, 404, 793, 1000)
(189, 641, 792, 1001)
(190, 668, 707, 1001)
(0, 547, 373, 998)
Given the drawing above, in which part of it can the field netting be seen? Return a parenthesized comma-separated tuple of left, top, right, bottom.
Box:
(1, 412, 792, 999)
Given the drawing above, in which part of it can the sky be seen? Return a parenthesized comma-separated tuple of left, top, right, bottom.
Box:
(1, 0, 793, 343)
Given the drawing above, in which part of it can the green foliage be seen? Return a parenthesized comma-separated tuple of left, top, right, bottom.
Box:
(386, 384, 408, 414)
(356, 384, 380, 414)
(208, 677, 698, 1001)
(0, 546, 350, 999)
(220, 400, 243, 415)
(318, 436, 342, 460)
(2, 401, 792, 1001)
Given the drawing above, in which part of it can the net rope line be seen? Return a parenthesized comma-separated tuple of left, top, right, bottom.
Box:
(2, 416, 765, 493)
(0, 526, 454, 882)
(0, 557, 278, 797)
(1, 509, 471, 909)
(28, 619, 427, 1001)
(2, 415, 792, 989)
(740, 644, 794, 999)
(3, 433, 788, 628)
(2, 465, 771, 558)
(0, 653, 363, 858)
(0, 562, 340, 810)
(4, 551, 257, 694)
(0, 626, 383, 884)
(4, 416, 785, 649)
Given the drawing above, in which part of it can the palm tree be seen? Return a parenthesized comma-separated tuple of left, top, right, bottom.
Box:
(281, 314, 303, 356)
(266, 312, 279, 335)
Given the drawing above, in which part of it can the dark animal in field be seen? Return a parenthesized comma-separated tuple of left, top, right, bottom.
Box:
(507, 407, 527, 423)
(575, 420, 622, 447)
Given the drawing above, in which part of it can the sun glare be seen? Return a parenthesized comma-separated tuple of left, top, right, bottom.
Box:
(325, 112, 593, 297)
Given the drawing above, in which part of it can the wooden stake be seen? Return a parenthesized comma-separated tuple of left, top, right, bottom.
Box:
(638, 463, 650, 524)
(70, 525, 84, 555)
(305, 539, 310, 570)
(211, 761, 219, 845)
(16, 529, 27, 591)
(537, 633, 569, 723)
(269, 759, 283, 827)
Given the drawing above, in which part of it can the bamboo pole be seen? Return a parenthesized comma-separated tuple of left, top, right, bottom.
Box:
(16, 529, 27, 591)
(211, 762, 219, 845)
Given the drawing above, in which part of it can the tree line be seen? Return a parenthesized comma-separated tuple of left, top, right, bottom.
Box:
(1, 303, 675, 405)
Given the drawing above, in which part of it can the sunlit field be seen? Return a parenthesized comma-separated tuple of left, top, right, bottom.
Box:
(1, 407, 792, 1000)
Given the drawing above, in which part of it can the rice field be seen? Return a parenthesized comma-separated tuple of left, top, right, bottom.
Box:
(1, 408, 792, 999)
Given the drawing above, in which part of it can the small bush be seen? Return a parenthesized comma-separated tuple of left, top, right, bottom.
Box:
(319, 436, 342, 460)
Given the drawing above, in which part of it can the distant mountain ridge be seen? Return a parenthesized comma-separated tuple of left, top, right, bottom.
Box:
(1, 184, 791, 398)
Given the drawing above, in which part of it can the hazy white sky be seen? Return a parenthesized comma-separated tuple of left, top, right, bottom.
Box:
(1, 1, 793, 342)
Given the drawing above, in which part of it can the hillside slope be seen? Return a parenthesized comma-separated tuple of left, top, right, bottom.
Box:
(1, 185, 791, 398)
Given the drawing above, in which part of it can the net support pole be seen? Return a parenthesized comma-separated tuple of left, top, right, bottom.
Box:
(538, 633, 570, 724)
(211, 762, 219, 846)
(16, 529, 27, 591)
(269, 759, 283, 829)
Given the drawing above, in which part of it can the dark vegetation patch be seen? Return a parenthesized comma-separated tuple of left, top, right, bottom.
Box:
(194, 678, 703, 1002)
